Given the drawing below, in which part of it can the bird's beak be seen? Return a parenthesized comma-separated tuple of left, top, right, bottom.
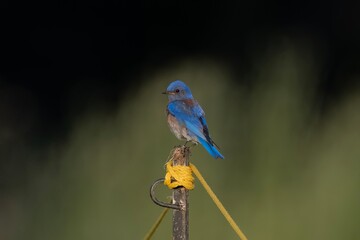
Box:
(162, 91, 175, 95)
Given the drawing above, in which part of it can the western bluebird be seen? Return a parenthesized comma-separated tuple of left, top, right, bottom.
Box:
(162, 80, 224, 159)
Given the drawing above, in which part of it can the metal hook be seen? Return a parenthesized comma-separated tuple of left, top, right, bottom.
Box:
(150, 178, 181, 210)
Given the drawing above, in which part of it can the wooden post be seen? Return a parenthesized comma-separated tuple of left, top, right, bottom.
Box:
(171, 146, 190, 240)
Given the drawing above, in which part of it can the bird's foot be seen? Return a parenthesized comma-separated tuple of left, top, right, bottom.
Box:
(184, 141, 198, 148)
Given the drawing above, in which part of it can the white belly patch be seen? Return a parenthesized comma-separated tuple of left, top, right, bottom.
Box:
(167, 114, 193, 141)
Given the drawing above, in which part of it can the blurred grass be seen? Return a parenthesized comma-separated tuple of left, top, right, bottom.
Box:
(4, 42, 360, 240)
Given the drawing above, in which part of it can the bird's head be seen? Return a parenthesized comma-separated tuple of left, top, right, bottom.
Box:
(162, 80, 193, 101)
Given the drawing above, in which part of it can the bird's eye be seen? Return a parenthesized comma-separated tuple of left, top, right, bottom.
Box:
(175, 89, 180, 93)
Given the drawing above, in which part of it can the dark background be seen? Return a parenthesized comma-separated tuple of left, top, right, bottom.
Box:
(1, 0, 360, 143)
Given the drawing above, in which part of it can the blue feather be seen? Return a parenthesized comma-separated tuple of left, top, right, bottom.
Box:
(198, 137, 224, 159)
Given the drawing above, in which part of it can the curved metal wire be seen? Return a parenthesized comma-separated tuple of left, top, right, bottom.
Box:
(149, 178, 181, 210)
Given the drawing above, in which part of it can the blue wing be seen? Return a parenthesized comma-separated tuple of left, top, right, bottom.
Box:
(167, 100, 224, 159)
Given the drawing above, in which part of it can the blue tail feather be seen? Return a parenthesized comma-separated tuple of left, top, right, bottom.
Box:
(198, 137, 224, 159)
